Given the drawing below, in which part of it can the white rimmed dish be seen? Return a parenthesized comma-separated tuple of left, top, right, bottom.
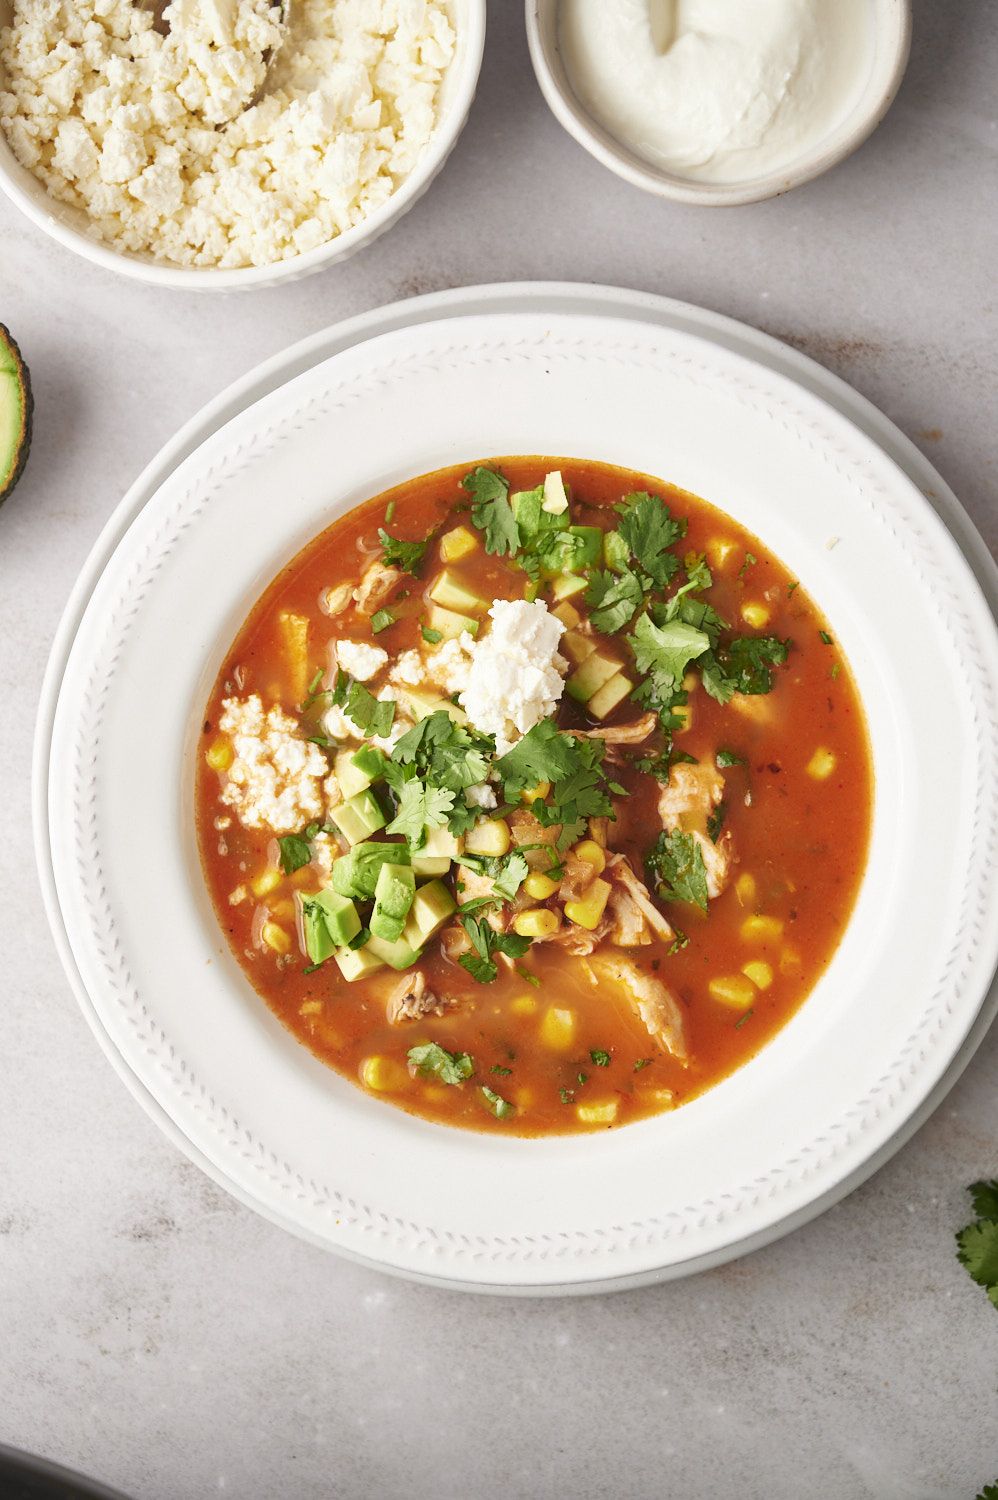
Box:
(526, 0, 912, 207)
(0, 0, 485, 290)
(39, 295, 998, 1292)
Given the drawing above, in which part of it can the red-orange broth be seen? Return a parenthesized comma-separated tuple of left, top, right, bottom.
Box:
(196, 458, 872, 1134)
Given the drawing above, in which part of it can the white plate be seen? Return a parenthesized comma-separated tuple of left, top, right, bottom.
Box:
(39, 288, 998, 1292)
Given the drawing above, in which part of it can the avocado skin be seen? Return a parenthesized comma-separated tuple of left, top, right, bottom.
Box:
(0, 321, 33, 504)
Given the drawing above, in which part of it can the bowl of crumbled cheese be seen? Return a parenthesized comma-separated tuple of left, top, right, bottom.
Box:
(0, 0, 484, 287)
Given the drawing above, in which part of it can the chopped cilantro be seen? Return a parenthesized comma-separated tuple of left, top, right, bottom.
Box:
(634, 1058, 652, 1071)
(348, 926, 370, 950)
(277, 831, 313, 875)
(480, 1085, 515, 1120)
(706, 801, 727, 843)
(787, 580, 800, 599)
(590, 1048, 611, 1067)
(577, 1071, 588, 1084)
(407, 1042, 474, 1086)
(344, 681, 396, 738)
(647, 829, 709, 911)
(819, 630, 833, 645)
(737, 551, 757, 580)
(683, 551, 713, 593)
(615, 491, 685, 586)
(392, 711, 491, 793)
(495, 718, 582, 792)
(458, 913, 531, 984)
(515, 964, 540, 988)
(559, 1087, 574, 1105)
(386, 778, 454, 850)
(607, 781, 628, 796)
(667, 929, 689, 955)
(461, 466, 519, 557)
(378, 528, 427, 576)
(584, 568, 644, 632)
(370, 608, 394, 634)
(735, 1009, 754, 1029)
(458, 850, 529, 901)
(421, 624, 443, 644)
(716, 748, 746, 768)
(300, 668, 325, 712)
(956, 1180, 998, 1310)
(629, 613, 710, 691)
(491, 1064, 512, 1076)
(700, 636, 791, 703)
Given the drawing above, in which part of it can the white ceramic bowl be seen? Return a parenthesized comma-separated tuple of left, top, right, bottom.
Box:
(0, 0, 485, 290)
(526, 0, 912, 207)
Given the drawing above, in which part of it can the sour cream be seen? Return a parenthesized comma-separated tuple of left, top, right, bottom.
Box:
(559, 0, 874, 185)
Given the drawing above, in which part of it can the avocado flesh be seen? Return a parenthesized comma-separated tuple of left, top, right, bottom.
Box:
(0, 324, 32, 504)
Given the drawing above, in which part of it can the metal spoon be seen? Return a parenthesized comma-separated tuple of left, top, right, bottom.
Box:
(648, 0, 679, 55)
(135, 0, 292, 116)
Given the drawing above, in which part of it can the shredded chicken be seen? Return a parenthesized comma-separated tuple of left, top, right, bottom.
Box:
(319, 582, 353, 618)
(572, 713, 657, 746)
(439, 922, 472, 962)
(657, 762, 736, 899)
(606, 855, 674, 943)
(353, 559, 401, 616)
(559, 852, 598, 904)
(386, 971, 456, 1025)
(544, 917, 610, 956)
(591, 953, 689, 1064)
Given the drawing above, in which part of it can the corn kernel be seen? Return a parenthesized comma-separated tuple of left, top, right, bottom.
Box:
(360, 1055, 407, 1092)
(576, 1100, 618, 1125)
(510, 995, 538, 1016)
(806, 747, 837, 780)
(520, 779, 551, 804)
(261, 921, 291, 955)
(740, 914, 785, 943)
(513, 908, 561, 939)
(524, 871, 559, 900)
(299, 1000, 323, 1016)
(539, 1006, 576, 1050)
(741, 602, 771, 629)
(565, 877, 612, 931)
(742, 960, 774, 991)
(251, 867, 283, 899)
(708, 974, 756, 1010)
(779, 947, 802, 975)
(439, 525, 478, 563)
(205, 737, 233, 772)
(647, 1089, 676, 1108)
(552, 601, 582, 629)
(422, 1086, 449, 1104)
(708, 537, 738, 570)
(735, 872, 757, 907)
(465, 817, 511, 856)
(571, 840, 606, 875)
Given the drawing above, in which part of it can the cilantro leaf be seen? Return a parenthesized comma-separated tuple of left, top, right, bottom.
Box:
(970, 1180, 998, 1221)
(716, 748, 746, 768)
(461, 466, 519, 557)
(480, 1085, 515, 1120)
(629, 613, 711, 688)
(277, 832, 313, 875)
(392, 711, 491, 792)
(646, 829, 709, 911)
(494, 718, 580, 792)
(345, 682, 395, 738)
(370, 608, 394, 633)
(378, 528, 427, 576)
(975, 1486, 998, 1500)
(590, 1048, 611, 1067)
(956, 1220, 998, 1300)
(407, 1042, 474, 1086)
(458, 912, 531, 984)
(616, 492, 685, 587)
(706, 801, 727, 843)
(386, 779, 454, 850)
(585, 568, 644, 632)
(725, 635, 791, 694)
(458, 851, 529, 901)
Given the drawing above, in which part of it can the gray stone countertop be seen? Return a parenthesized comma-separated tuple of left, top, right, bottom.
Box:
(1, 3, 996, 1497)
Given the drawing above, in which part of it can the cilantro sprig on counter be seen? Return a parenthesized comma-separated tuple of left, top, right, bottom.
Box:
(956, 1180, 998, 1310)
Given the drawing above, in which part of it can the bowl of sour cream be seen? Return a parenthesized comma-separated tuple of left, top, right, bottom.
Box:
(526, 0, 911, 206)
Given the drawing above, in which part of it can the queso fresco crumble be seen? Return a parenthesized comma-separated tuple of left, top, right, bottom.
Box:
(0, 0, 456, 268)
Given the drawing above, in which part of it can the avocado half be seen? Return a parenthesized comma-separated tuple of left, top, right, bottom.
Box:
(0, 322, 33, 504)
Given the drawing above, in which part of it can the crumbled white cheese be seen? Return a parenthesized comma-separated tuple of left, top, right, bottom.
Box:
(335, 638, 388, 682)
(424, 631, 476, 695)
(0, 0, 455, 269)
(465, 781, 498, 810)
(459, 601, 568, 755)
(389, 648, 426, 686)
(218, 694, 328, 833)
(311, 830, 338, 874)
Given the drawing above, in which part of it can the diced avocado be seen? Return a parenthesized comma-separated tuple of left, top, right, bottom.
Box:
(542, 469, 569, 514)
(603, 530, 630, 572)
(561, 628, 597, 667)
(589, 672, 633, 720)
(334, 944, 386, 982)
(567, 526, 602, 567)
(566, 649, 622, 704)
(427, 603, 479, 641)
(398, 685, 468, 726)
(411, 825, 460, 877)
(0, 323, 32, 505)
(334, 747, 372, 800)
(351, 744, 388, 782)
(551, 573, 588, 602)
(429, 570, 485, 614)
(552, 600, 582, 629)
(402, 879, 457, 948)
(331, 840, 410, 901)
(365, 932, 423, 970)
(299, 889, 361, 963)
(370, 862, 417, 942)
(328, 789, 387, 847)
(512, 486, 570, 539)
